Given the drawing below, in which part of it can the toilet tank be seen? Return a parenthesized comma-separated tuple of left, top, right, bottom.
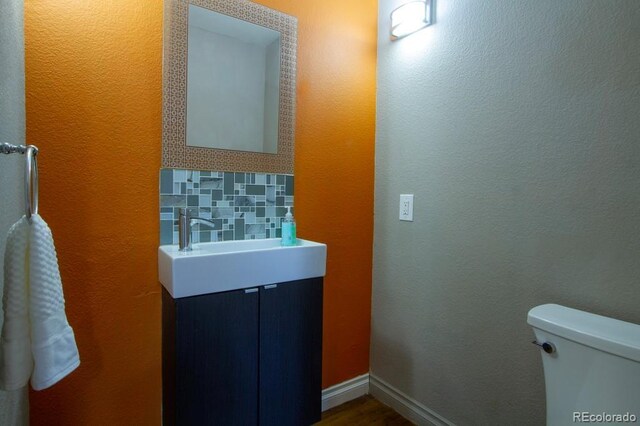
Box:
(528, 304, 640, 425)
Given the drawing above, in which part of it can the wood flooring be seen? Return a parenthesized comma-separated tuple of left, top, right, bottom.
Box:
(316, 395, 414, 425)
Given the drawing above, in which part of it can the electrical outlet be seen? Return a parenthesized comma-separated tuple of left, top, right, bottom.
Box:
(399, 194, 414, 221)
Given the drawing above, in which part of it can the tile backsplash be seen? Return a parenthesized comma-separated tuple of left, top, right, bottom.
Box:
(160, 169, 294, 245)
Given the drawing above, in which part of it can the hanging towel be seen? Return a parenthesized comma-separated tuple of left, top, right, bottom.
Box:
(0, 215, 79, 391)
(0, 218, 30, 390)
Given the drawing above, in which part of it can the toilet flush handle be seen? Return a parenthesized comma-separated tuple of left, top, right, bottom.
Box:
(532, 340, 556, 354)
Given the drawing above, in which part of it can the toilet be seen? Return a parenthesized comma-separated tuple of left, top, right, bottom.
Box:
(528, 304, 640, 425)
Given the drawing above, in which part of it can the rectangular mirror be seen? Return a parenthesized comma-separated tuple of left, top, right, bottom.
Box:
(163, 0, 297, 173)
(187, 5, 281, 154)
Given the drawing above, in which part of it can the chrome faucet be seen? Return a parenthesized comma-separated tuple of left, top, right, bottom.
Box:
(178, 208, 216, 251)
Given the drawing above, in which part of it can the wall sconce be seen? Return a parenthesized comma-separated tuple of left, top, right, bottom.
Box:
(390, 0, 433, 41)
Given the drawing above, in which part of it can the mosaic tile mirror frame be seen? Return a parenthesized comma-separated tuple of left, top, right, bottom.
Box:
(162, 0, 297, 174)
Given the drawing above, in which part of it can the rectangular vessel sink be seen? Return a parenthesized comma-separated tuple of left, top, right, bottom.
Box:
(159, 238, 327, 298)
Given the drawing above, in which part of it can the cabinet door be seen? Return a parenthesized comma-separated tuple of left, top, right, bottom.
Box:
(259, 278, 323, 426)
(175, 288, 259, 426)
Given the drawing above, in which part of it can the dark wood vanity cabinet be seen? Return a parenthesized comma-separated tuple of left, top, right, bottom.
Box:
(162, 277, 323, 426)
(259, 278, 323, 426)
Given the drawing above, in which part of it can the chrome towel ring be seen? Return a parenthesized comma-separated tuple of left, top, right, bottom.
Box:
(25, 145, 39, 220)
(1, 142, 39, 222)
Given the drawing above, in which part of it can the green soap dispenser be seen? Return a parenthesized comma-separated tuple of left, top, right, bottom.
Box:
(281, 206, 297, 246)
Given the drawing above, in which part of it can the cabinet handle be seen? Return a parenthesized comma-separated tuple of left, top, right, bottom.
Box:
(244, 288, 258, 294)
(264, 284, 278, 290)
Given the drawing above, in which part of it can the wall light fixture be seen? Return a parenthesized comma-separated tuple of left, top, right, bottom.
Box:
(390, 0, 433, 41)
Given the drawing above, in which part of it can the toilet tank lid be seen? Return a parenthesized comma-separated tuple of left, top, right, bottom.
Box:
(528, 304, 640, 363)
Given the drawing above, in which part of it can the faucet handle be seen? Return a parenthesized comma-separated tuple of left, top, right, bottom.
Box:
(179, 208, 215, 227)
(190, 216, 216, 228)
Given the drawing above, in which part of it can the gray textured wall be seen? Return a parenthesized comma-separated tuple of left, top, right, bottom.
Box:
(372, 0, 640, 424)
(0, 0, 29, 423)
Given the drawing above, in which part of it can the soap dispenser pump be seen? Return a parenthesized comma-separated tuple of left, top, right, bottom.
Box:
(281, 207, 297, 246)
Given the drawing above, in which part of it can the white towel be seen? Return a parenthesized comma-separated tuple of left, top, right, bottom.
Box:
(0, 215, 79, 391)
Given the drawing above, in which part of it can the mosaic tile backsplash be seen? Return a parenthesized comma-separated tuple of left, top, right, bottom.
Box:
(160, 169, 294, 245)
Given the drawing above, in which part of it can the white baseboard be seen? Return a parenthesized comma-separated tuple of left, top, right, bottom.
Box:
(321, 373, 370, 412)
(369, 374, 455, 426)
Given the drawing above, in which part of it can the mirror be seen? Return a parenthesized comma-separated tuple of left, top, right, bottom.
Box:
(163, 0, 297, 173)
(187, 5, 280, 154)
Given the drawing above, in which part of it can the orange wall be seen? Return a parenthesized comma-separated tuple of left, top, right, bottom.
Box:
(25, 0, 163, 424)
(256, 0, 378, 388)
(25, 0, 376, 423)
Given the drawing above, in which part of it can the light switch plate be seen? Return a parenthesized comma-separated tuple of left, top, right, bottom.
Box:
(399, 194, 414, 221)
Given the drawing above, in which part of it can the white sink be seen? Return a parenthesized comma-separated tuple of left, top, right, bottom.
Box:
(158, 238, 327, 298)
